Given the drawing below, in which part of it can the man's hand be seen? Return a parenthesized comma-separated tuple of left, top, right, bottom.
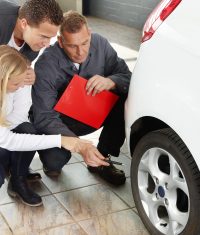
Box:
(86, 75, 116, 96)
(24, 67, 36, 85)
(61, 136, 109, 167)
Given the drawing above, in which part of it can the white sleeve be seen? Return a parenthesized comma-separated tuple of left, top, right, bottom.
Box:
(0, 126, 61, 151)
(6, 86, 32, 129)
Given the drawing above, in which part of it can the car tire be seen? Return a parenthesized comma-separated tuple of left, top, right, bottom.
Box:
(131, 128, 200, 235)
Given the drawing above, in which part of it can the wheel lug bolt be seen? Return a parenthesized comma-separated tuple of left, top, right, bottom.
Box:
(155, 178, 159, 184)
(165, 198, 169, 206)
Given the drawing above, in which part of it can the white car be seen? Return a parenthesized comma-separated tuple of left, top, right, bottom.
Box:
(125, 0, 200, 235)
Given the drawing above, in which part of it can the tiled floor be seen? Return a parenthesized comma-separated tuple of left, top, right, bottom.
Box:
(0, 17, 150, 235)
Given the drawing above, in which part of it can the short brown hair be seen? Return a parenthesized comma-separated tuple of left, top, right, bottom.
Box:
(19, 0, 63, 26)
(60, 10, 88, 35)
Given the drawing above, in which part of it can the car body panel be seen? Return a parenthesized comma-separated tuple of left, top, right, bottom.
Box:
(125, 0, 200, 168)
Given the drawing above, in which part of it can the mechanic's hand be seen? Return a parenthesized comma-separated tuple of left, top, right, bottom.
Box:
(86, 75, 116, 96)
(24, 67, 36, 85)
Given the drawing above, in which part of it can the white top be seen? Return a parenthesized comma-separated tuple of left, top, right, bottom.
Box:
(0, 86, 61, 151)
(73, 63, 80, 70)
(7, 33, 25, 50)
(6, 86, 31, 130)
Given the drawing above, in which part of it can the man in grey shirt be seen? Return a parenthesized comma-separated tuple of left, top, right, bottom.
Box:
(32, 11, 131, 185)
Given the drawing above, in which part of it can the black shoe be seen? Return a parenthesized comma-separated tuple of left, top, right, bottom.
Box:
(43, 167, 61, 177)
(87, 163, 126, 185)
(26, 168, 41, 182)
(7, 176, 42, 207)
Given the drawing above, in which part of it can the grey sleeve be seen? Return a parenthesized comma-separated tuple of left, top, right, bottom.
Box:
(32, 59, 77, 137)
(104, 39, 132, 94)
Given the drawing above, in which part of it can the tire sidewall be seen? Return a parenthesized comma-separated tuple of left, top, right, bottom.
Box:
(131, 130, 200, 235)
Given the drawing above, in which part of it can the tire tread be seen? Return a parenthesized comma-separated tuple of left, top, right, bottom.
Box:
(157, 128, 200, 183)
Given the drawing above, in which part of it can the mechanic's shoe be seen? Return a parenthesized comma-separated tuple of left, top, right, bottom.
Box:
(43, 166, 61, 177)
(26, 168, 41, 182)
(7, 176, 42, 207)
(87, 163, 126, 185)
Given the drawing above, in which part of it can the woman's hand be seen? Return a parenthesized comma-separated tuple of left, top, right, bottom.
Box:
(61, 136, 91, 152)
(78, 142, 109, 167)
(61, 136, 109, 167)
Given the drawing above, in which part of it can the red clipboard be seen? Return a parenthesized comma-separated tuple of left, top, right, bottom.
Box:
(54, 74, 119, 128)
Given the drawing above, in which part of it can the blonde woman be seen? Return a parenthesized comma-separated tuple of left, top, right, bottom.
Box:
(0, 45, 108, 207)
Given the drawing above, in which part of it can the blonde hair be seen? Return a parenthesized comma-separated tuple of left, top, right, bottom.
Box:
(0, 45, 28, 126)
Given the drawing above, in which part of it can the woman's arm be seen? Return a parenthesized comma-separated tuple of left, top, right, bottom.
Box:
(0, 127, 109, 167)
(0, 126, 61, 151)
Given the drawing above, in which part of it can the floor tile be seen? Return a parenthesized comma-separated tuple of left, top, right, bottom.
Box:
(67, 157, 79, 164)
(39, 223, 87, 235)
(108, 178, 135, 207)
(111, 43, 138, 71)
(0, 195, 74, 234)
(114, 154, 131, 178)
(41, 163, 100, 193)
(79, 209, 149, 235)
(30, 153, 43, 171)
(71, 153, 84, 163)
(0, 180, 13, 205)
(0, 213, 12, 235)
(30, 152, 83, 170)
(87, 16, 141, 52)
(133, 208, 138, 214)
(120, 141, 130, 157)
(55, 184, 129, 221)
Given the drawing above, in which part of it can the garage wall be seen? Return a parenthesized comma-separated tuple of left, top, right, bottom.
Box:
(6, 0, 25, 4)
(86, 0, 161, 29)
(8, 0, 161, 30)
(6, 0, 82, 13)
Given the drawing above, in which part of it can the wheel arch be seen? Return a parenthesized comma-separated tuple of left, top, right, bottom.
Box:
(129, 116, 168, 156)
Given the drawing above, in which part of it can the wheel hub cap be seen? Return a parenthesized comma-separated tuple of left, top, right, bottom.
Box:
(158, 186, 165, 198)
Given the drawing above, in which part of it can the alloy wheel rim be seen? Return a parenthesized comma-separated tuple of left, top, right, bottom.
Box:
(137, 147, 189, 235)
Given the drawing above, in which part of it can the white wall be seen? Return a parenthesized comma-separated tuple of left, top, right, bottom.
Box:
(57, 0, 82, 13)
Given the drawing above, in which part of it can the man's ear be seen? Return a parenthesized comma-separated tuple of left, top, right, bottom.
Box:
(57, 35, 63, 48)
(88, 28, 92, 36)
(20, 18, 28, 30)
